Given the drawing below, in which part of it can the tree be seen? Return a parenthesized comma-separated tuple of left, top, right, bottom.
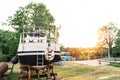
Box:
(97, 22, 118, 58)
(113, 29, 120, 57)
(0, 30, 19, 61)
(60, 44, 66, 52)
(7, 2, 55, 33)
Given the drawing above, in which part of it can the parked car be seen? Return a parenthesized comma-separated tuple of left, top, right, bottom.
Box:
(61, 56, 71, 61)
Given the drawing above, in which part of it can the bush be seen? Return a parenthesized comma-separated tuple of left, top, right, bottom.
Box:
(109, 63, 120, 67)
(6, 54, 14, 62)
(0, 52, 15, 62)
(0, 55, 7, 62)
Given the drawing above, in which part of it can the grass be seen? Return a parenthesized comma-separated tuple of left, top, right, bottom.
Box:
(109, 63, 120, 67)
(6, 61, 120, 80)
(104, 76, 120, 80)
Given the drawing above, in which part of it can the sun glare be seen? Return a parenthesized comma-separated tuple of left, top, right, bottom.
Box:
(59, 28, 98, 48)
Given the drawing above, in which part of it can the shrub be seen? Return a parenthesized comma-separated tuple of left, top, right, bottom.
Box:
(0, 55, 7, 62)
(109, 63, 120, 67)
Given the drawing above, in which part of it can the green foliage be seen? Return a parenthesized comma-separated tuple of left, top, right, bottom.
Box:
(0, 30, 19, 61)
(113, 29, 120, 57)
(60, 45, 66, 52)
(8, 2, 55, 33)
(0, 55, 7, 62)
(109, 63, 120, 67)
(0, 53, 7, 62)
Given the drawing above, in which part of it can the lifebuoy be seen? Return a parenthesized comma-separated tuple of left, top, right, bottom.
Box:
(45, 48, 54, 61)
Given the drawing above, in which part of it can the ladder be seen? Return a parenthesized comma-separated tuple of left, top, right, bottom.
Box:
(37, 55, 44, 66)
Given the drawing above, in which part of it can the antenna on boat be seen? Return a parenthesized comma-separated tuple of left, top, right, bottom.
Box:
(22, 25, 25, 51)
(22, 25, 25, 40)
(48, 28, 51, 39)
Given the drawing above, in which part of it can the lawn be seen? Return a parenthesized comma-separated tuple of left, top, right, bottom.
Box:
(6, 61, 120, 80)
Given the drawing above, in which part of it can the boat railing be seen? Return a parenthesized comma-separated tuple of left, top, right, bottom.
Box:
(20, 33, 57, 43)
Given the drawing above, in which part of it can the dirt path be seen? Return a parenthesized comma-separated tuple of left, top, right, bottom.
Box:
(73, 59, 109, 66)
(98, 74, 120, 80)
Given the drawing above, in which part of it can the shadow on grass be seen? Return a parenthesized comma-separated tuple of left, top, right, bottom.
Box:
(8, 72, 55, 80)
(5, 72, 19, 80)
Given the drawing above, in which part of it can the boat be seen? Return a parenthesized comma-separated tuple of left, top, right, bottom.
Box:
(17, 28, 61, 66)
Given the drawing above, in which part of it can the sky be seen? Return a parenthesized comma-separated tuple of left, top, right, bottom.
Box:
(1, 0, 120, 47)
